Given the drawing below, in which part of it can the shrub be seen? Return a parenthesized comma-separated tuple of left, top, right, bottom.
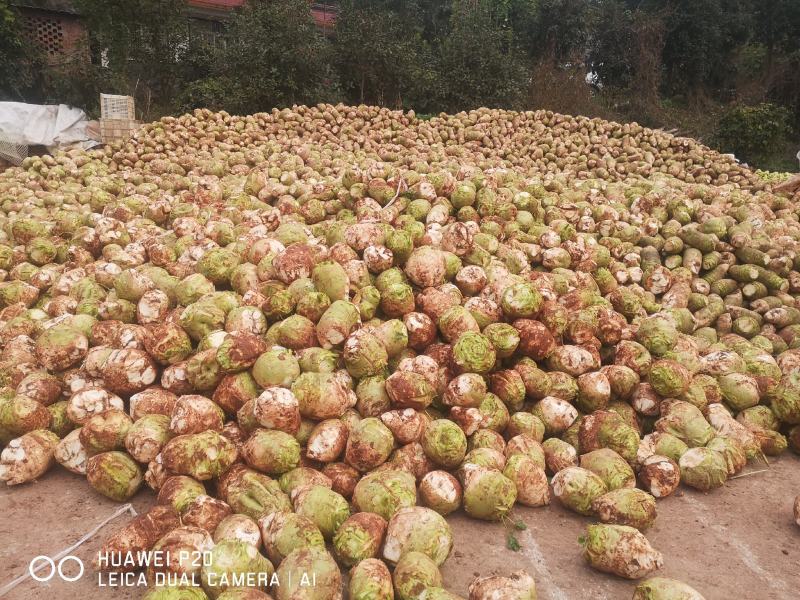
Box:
(715, 103, 793, 165)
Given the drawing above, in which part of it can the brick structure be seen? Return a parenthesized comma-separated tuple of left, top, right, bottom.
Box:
(10, 1, 339, 64)
(186, 0, 244, 45)
(11, 1, 86, 63)
(185, 1, 339, 37)
(311, 2, 338, 33)
(187, 0, 245, 10)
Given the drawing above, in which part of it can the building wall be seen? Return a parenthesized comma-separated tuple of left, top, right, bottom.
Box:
(186, 0, 244, 20)
(14, 1, 337, 67)
(187, 0, 245, 9)
(17, 7, 86, 64)
(311, 3, 338, 32)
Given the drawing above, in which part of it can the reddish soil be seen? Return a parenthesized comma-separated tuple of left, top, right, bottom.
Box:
(1, 454, 799, 600)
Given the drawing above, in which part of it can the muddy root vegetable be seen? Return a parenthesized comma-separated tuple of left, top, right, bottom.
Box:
(97, 505, 181, 570)
(552, 466, 608, 515)
(383, 506, 453, 566)
(632, 577, 706, 600)
(468, 571, 536, 600)
(332, 511, 387, 566)
(0, 429, 59, 485)
(582, 524, 663, 579)
(274, 547, 341, 600)
(349, 558, 393, 600)
(86, 451, 144, 501)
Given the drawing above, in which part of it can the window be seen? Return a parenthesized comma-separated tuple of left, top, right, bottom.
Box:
(23, 14, 65, 56)
(189, 17, 226, 48)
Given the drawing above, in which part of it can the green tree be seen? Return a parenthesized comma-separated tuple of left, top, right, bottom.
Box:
(503, 0, 541, 56)
(588, 1, 636, 88)
(75, 0, 190, 116)
(751, 0, 800, 74)
(641, 0, 752, 99)
(435, 0, 530, 112)
(333, 0, 436, 109)
(524, 0, 594, 61)
(715, 103, 794, 167)
(187, 0, 337, 114)
(750, 0, 800, 128)
(0, 1, 38, 100)
(416, 0, 453, 43)
(588, 1, 668, 113)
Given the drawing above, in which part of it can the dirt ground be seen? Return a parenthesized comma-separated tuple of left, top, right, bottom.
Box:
(1, 455, 799, 600)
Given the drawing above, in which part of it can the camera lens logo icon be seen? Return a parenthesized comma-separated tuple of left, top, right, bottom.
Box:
(29, 555, 84, 583)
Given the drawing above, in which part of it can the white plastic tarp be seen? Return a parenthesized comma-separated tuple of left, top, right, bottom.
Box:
(0, 102, 94, 147)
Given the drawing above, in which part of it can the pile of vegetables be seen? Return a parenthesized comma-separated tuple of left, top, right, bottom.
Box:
(755, 170, 795, 185)
(2, 103, 799, 600)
